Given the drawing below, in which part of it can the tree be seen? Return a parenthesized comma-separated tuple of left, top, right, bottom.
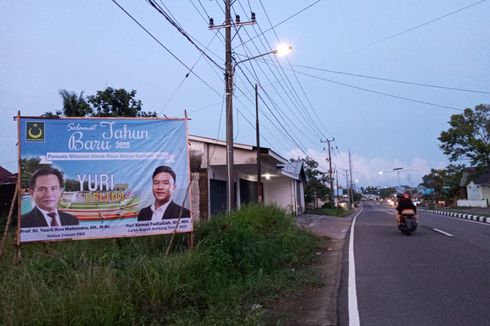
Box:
(379, 187, 396, 199)
(88, 87, 157, 117)
(301, 157, 330, 208)
(420, 164, 465, 202)
(439, 104, 490, 168)
(43, 90, 92, 117)
(60, 90, 92, 117)
(45, 87, 157, 117)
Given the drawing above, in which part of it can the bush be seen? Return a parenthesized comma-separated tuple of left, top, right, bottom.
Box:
(321, 202, 335, 209)
(0, 205, 318, 325)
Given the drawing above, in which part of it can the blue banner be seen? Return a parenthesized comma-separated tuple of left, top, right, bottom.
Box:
(18, 117, 192, 243)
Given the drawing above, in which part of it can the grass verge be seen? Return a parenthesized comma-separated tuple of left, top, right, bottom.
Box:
(307, 207, 352, 217)
(0, 205, 318, 325)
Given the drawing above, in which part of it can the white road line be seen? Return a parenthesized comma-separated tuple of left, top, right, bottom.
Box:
(348, 209, 362, 326)
(380, 210, 394, 215)
(433, 228, 454, 237)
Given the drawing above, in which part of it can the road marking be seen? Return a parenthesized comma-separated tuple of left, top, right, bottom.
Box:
(348, 209, 362, 326)
(381, 210, 394, 215)
(433, 228, 454, 237)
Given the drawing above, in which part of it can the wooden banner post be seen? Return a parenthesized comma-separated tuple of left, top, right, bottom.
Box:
(0, 185, 18, 260)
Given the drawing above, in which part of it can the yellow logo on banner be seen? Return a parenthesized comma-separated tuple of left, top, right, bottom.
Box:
(26, 122, 45, 142)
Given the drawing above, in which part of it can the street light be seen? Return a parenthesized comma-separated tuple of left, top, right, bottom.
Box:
(225, 44, 293, 211)
(393, 167, 403, 187)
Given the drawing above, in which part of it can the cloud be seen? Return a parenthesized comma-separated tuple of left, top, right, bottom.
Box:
(285, 148, 447, 187)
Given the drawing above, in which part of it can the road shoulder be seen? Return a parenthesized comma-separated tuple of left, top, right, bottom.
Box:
(263, 213, 354, 325)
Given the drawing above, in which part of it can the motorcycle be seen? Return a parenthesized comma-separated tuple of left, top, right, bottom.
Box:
(398, 209, 417, 236)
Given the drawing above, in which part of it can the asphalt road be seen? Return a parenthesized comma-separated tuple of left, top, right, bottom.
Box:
(339, 201, 490, 326)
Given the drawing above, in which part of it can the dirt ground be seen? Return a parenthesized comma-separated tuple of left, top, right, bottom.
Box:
(262, 214, 353, 326)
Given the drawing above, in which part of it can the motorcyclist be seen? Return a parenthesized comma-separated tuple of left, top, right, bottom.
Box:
(395, 192, 417, 225)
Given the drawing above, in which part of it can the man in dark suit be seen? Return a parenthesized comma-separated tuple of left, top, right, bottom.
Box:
(137, 165, 190, 221)
(21, 167, 79, 228)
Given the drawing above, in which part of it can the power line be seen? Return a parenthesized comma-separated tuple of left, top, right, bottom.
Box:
(146, 0, 224, 71)
(239, 0, 324, 48)
(258, 0, 334, 139)
(232, 6, 328, 143)
(111, 0, 222, 97)
(294, 65, 490, 94)
(230, 22, 325, 144)
(289, 69, 465, 112)
(319, 0, 488, 65)
(235, 66, 311, 156)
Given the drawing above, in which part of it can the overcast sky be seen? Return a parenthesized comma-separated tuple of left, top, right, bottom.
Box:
(1, 0, 489, 187)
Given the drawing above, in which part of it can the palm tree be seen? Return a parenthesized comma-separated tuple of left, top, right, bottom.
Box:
(58, 89, 92, 117)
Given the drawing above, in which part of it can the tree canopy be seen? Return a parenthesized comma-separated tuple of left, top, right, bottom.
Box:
(300, 157, 330, 207)
(438, 104, 490, 168)
(44, 87, 157, 118)
(420, 164, 464, 202)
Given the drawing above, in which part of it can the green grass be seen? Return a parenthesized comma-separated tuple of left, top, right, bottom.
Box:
(0, 205, 318, 325)
(307, 207, 352, 217)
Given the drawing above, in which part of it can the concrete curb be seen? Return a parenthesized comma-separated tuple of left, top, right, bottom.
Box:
(419, 208, 490, 224)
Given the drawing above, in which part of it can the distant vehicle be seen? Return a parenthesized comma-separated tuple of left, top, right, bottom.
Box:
(385, 198, 396, 207)
(413, 199, 421, 206)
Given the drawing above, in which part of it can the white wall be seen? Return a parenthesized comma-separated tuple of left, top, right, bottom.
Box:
(264, 177, 295, 213)
(482, 185, 490, 203)
(467, 181, 482, 201)
(457, 199, 488, 208)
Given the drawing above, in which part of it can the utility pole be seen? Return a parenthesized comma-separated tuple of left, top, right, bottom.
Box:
(335, 168, 339, 204)
(321, 138, 335, 205)
(224, 0, 234, 212)
(348, 149, 354, 207)
(343, 169, 350, 207)
(255, 83, 263, 204)
(209, 1, 256, 212)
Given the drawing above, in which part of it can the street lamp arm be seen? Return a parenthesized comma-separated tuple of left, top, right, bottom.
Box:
(233, 44, 292, 68)
(234, 50, 275, 68)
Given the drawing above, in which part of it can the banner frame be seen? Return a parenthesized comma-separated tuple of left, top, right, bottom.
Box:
(16, 113, 193, 246)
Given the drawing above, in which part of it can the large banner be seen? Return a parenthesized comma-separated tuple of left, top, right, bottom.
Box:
(18, 117, 192, 243)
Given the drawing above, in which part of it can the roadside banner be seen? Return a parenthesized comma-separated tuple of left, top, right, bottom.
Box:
(18, 117, 191, 243)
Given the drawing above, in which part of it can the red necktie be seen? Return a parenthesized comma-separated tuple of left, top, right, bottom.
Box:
(47, 212, 58, 227)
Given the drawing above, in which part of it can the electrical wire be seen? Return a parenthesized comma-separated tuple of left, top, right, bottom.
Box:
(160, 31, 224, 115)
(294, 65, 490, 94)
(257, 0, 334, 139)
(319, 0, 488, 65)
(146, 0, 224, 71)
(111, 0, 222, 97)
(233, 24, 325, 144)
(288, 69, 465, 112)
(239, 0, 324, 47)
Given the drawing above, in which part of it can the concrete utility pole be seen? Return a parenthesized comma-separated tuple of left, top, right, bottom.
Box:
(209, 0, 256, 212)
(224, 0, 234, 212)
(335, 168, 339, 204)
(349, 149, 354, 207)
(321, 138, 335, 205)
(343, 169, 350, 207)
(255, 83, 263, 204)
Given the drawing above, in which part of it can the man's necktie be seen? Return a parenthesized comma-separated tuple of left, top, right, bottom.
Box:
(47, 212, 58, 227)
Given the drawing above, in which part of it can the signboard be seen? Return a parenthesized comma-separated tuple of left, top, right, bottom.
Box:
(18, 117, 192, 243)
